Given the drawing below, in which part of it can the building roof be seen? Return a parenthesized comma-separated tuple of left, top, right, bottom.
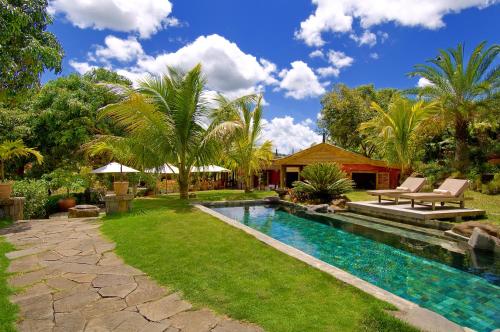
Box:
(272, 142, 393, 168)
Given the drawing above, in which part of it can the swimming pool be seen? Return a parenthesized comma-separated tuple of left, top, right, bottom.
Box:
(211, 204, 500, 332)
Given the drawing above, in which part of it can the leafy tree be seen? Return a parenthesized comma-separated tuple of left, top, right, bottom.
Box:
(28, 69, 131, 175)
(0, 0, 63, 98)
(318, 84, 398, 157)
(0, 140, 43, 181)
(98, 64, 221, 199)
(359, 97, 438, 176)
(409, 42, 499, 174)
(212, 94, 273, 192)
(292, 162, 354, 203)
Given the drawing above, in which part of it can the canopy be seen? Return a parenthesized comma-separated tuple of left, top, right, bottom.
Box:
(91, 162, 139, 174)
(145, 164, 179, 174)
(191, 165, 231, 173)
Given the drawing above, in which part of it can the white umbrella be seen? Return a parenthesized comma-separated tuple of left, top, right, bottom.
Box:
(91, 162, 139, 174)
(145, 164, 179, 174)
(191, 165, 231, 173)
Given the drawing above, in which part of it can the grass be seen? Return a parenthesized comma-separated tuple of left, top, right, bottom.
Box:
(0, 237, 17, 332)
(345, 190, 500, 226)
(102, 190, 418, 332)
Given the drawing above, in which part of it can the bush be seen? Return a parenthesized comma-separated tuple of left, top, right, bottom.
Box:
(292, 162, 354, 203)
(481, 173, 500, 195)
(12, 180, 49, 219)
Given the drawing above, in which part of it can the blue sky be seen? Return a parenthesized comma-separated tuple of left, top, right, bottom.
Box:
(45, 0, 499, 153)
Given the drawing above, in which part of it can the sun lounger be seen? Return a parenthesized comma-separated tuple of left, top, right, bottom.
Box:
(366, 177, 426, 204)
(400, 178, 470, 210)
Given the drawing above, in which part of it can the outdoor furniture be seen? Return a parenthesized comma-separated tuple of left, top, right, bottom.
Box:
(366, 177, 426, 204)
(400, 178, 470, 210)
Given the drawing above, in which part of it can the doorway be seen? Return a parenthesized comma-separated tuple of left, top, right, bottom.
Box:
(351, 172, 376, 189)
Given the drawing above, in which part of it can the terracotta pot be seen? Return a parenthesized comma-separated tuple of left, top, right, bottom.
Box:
(0, 182, 12, 199)
(58, 197, 76, 212)
(113, 181, 129, 195)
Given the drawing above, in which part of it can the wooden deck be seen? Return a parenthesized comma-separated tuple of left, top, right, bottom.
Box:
(347, 201, 485, 229)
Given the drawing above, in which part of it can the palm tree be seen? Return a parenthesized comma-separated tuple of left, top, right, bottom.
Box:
(211, 94, 273, 192)
(97, 64, 219, 199)
(0, 140, 43, 180)
(409, 42, 499, 173)
(359, 97, 438, 176)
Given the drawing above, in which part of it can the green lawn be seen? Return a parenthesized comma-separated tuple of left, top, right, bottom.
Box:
(102, 191, 418, 332)
(0, 237, 17, 332)
(346, 190, 500, 226)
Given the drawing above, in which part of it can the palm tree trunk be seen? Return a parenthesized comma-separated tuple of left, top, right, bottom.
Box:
(178, 167, 189, 199)
(244, 175, 252, 193)
(454, 116, 469, 174)
(0, 160, 4, 181)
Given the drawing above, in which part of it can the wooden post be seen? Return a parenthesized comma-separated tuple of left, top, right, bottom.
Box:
(280, 165, 285, 188)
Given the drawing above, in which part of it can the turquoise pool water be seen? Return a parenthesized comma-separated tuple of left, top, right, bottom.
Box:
(212, 205, 500, 332)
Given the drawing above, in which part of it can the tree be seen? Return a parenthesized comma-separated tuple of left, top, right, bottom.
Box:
(98, 64, 220, 199)
(0, 0, 63, 98)
(212, 94, 273, 192)
(359, 97, 438, 176)
(0, 140, 43, 181)
(28, 69, 131, 175)
(409, 42, 499, 174)
(318, 84, 398, 157)
(292, 162, 354, 203)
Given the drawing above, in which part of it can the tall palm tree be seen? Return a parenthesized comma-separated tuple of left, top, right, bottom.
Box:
(97, 64, 219, 199)
(211, 94, 273, 192)
(409, 42, 499, 173)
(359, 97, 438, 176)
(0, 140, 43, 180)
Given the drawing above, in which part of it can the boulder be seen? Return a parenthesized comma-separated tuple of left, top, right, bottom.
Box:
(306, 204, 329, 213)
(452, 221, 499, 238)
(264, 196, 280, 203)
(468, 227, 500, 252)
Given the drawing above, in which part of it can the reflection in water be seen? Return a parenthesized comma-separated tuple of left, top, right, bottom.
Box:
(212, 204, 500, 332)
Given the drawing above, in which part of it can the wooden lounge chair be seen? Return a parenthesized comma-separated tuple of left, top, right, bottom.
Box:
(400, 178, 470, 210)
(366, 177, 426, 204)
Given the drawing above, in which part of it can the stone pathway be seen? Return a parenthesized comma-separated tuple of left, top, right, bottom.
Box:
(1, 218, 263, 332)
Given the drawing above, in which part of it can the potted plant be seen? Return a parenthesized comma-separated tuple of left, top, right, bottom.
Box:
(0, 140, 43, 199)
(43, 169, 86, 211)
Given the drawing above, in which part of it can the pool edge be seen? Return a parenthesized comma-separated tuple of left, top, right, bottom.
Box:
(194, 203, 474, 332)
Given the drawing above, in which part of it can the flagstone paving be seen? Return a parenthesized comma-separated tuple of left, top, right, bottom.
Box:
(1, 217, 263, 332)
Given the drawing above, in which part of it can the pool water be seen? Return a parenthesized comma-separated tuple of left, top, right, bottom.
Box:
(212, 205, 500, 332)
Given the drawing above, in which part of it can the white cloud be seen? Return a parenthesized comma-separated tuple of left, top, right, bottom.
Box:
(309, 50, 325, 58)
(69, 60, 97, 74)
(49, 0, 174, 38)
(377, 31, 389, 43)
(95, 36, 144, 62)
(296, 0, 495, 47)
(278, 61, 326, 99)
(417, 77, 434, 87)
(327, 50, 354, 69)
(369, 52, 379, 59)
(316, 66, 340, 78)
(350, 30, 377, 47)
(260, 116, 322, 154)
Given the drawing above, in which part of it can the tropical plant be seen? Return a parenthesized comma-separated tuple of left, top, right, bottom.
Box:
(359, 97, 438, 177)
(212, 94, 273, 192)
(12, 179, 49, 219)
(409, 41, 499, 174)
(0, 0, 63, 98)
(97, 64, 220, 199)
(292, 162, 354, 203)
(42, 168, 87, 198)
(0, 140, 43, 181)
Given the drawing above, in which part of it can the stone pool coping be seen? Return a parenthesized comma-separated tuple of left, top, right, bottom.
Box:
(195, 202, 474, 332)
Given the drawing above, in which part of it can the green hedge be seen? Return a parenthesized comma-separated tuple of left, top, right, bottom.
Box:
(12, 180, 49, 219)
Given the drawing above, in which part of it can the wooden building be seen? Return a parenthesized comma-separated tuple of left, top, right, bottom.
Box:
(264, 142, 400, 190)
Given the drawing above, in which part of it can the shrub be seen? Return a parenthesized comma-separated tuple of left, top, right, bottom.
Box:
(292, 162, 354, 203)
(12, 180, 49, 219)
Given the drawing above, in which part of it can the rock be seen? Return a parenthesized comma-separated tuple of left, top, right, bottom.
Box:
(452, 221, 499, 238)
(92, 274, 135, 288)
(17, 319, 54, 332)
(468, 227, 499, 252)
(331, 197, 350, 209)
(137, 292, 192, 322)
(169, 309, 220, 332)
(126, 276, 167, 306)
(98, 283, 137, 298)
(263, 196, 280, 203)
(306, 204, 329, 213)
(68, 205, 100, 218)
(53, 289, 100, 313)
(54, 312, 86, 332)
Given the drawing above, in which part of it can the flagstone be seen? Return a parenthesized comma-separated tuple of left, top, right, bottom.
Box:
(98, 282, 137, 298)
(10, 283, 53, 303)
(139, 321, 172, 332)
(212, 320, 265, 332)
(54, 312, 86, 332)
(54, 289, 100, 313)
(137, 292, 192, 322)
(18, 293, 54, 320)
(92, 274, 135, 287)
(63, 272, 97, 283)
(98, 251, 123, 266)
(47, 276, 79, 291)
(80, 297, 127, 318)
(169, 309, 220, 332)
(126, 275, 167, 306)
(17, 319, 54, 332)
(7, 254, 41, 273)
